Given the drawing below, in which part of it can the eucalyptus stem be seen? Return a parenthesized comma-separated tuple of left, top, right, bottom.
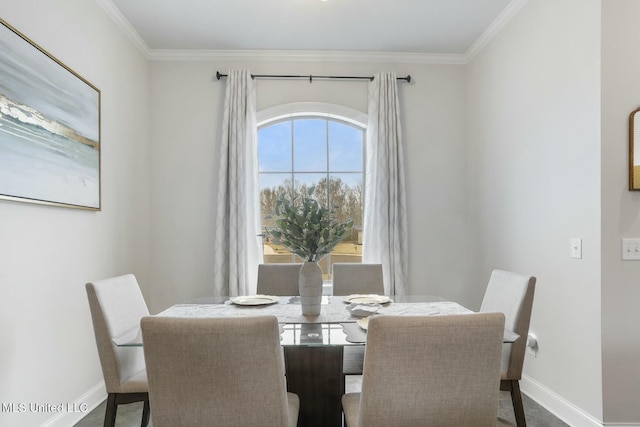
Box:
(265, 186, 354, 262)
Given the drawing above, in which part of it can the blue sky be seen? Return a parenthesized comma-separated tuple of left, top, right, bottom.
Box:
(258, 118, 363, 190)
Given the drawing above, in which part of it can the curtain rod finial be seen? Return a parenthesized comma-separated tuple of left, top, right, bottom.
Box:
(216, 71, 223, 80)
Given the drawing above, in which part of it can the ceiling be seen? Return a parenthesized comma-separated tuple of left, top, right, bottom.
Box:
(105, 0, 520, 59)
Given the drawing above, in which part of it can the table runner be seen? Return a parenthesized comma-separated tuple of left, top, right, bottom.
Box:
(158, 297, 472, 324)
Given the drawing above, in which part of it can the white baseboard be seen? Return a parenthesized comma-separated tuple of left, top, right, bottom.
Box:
(520, 374, 603, 427)
(40, 382, 106, 427)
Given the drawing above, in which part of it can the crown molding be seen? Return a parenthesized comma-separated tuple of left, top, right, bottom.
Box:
(94, 0, 150, 58)
(465, 0, 529, 62)
(147, 49, 467, 65)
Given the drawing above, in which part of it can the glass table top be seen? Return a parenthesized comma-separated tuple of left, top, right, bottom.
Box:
(112, 295, 506, 347)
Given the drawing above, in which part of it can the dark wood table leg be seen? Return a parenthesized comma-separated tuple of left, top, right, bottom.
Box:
(284, 345, 344, 427)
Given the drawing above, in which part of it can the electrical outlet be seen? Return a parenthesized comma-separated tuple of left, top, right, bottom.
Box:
(526, 334, 538, 358)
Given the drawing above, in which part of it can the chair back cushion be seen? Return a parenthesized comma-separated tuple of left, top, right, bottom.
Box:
(141, 315, 293, 427)
(480, 269, 536, 379)
(332, 263, 384, 296)
(86, 274, 149, 392)
(257, 263, 301, 296)
(358, 313, 504, 427)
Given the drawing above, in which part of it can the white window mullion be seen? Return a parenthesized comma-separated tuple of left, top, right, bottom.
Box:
(257, 105, 366, 275)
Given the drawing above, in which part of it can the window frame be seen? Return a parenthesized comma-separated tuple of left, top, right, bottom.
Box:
(257, 102, 367, 129)
(257, 102, 367, 275)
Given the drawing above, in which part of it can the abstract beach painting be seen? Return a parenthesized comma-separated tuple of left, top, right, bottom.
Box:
(0, 19, 100, 210)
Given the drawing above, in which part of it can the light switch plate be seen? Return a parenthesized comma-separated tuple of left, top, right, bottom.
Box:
(570, 238, 582, 259)
(622, 238, 640, 260)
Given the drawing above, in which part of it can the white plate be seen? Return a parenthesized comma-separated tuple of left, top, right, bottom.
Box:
(357, 317, 370, 330)
(230, 295, 279, 306)
(344, 294, 390, 304)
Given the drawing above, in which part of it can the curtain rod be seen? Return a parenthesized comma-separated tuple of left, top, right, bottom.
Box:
(215, 71, 411, 83)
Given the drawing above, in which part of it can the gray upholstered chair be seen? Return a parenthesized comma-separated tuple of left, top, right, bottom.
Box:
(257, 263, 301, 296)
(342, 313, 505, 427)
(85, 274, 150, 427)
(141, 315, 299, 427)
(333, 263, 385, 377)
(480, 269, 537, 427)
(332, 263, 384, 296)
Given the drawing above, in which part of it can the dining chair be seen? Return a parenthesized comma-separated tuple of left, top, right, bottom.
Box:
(257, 263, 301, 296)
(331, 263, 384, 296)
(332, 263, 385, 379)
(341, 313, 505, 427)
(480, 269, 537, 427)
(85, 274, 150, 427)
(141, 315, 300, 427)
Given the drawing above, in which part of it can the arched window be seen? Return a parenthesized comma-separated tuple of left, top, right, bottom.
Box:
(257, 103, 366, 279)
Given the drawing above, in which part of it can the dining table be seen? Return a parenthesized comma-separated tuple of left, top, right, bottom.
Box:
(116, 294, 515, 427)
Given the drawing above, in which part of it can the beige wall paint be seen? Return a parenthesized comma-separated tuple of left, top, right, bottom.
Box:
(0, 0, 150, 425)
(147, 61, 471, 313)
(466, 0, 602, 423)
(601, 0, 640, 423)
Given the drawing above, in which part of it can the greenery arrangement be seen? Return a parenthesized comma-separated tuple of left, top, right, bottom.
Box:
(265, 186, 354, 262)
(261, 177, 362, 228)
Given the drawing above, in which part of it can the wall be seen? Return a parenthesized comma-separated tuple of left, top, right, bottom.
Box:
(466, 0, 603, 424)
(147, 60, 470, 312)
(601, 0, 640, 423)
(0, 0, 150, 425)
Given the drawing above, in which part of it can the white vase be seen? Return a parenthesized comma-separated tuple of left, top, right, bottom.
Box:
(299, 261, 323, 316)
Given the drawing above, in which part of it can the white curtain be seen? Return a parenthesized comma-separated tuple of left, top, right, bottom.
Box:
(363, 72, 409, 295)
(212, 69, 263, 297)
